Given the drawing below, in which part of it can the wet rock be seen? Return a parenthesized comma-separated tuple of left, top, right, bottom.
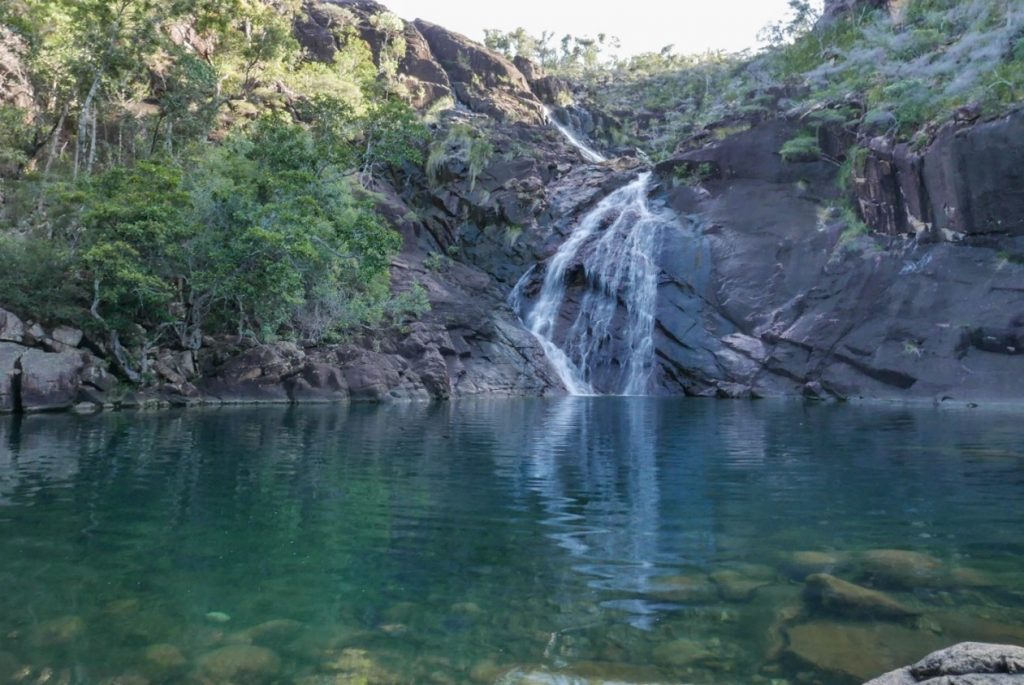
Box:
(141, 644, 187, 680)
(860, 549, 945, 588)
(786, 621, 944, 682)
(805, 573, 920, 619)
(864, 642, 1024, 684)
(711, 569, 771, 601)
(196, 644, 280, 682)
(18, 348, 86, 412)
(30, 615, 86, 647)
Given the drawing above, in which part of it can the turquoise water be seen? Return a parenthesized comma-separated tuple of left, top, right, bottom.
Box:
(1, 399, 1023, 685)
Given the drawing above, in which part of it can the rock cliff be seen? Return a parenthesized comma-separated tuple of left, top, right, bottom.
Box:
(2, 0, 1023, 411)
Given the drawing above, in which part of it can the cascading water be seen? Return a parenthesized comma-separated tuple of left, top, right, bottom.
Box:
(543, 106, 607, 164)
(511, 172, 674, 396)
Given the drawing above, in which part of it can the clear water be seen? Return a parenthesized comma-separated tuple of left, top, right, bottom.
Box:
(1, 399, 1023, 685)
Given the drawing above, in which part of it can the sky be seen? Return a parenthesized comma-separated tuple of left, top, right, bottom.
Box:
(380, 0, 822, 57)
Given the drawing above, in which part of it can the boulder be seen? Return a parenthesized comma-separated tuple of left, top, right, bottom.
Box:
(787, 620, 945, 681)
(860, 549, 946, 588)
(18, 348, 86, 412)
(0, 307, 25, 343)
(286, 362, 349, 402)
(141, 644, 187, 680)
(864, 642, 1024, 684)
(0, 343, 23, 412)
(710, 569, 771, 601)
(804, 573, 920, 619)
(413, 19, 546, 124)
(50, 325, 83, 348)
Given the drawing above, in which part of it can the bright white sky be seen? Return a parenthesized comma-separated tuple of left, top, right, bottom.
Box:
(382, 0, 823, 57)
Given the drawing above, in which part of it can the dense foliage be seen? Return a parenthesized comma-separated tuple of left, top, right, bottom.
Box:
(0, 0, 430, 381)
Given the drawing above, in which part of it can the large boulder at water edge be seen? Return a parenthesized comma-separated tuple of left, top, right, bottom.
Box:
(863, 642, 1024, 684)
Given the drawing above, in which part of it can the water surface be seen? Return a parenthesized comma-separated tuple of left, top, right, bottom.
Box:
(1, 399, 1023, 684)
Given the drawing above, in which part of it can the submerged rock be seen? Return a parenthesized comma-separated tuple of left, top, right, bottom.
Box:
(710, 569, 771, 602)
(650, 637, 719, 668)
(783, 551, 848, 579)
(236, 618, 303, 645)
(30, 615, 85, 647)
(804, 573, 920, 619)
(196, 644, 280, 682)
(860, 550, 945, 588)
(141, 644, 187, 679)
(786, 621, 944, 681)
(863, 641, 1024, 684)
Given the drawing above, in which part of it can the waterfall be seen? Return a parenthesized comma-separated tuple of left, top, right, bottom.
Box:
(511, 172, 672, 396)
(544, 106, 607, 163)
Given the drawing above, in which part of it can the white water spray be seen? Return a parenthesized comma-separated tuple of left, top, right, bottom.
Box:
(544, 106, 607, 163)
(511, 172, 672, 396)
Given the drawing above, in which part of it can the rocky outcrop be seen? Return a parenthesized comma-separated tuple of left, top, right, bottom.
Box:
(413, 20, 546, 124)
(647, 109, 1024, 404)
(0, 308, 117, 413)
(296, 0, 454, 110)
(864, 642, 1024, 685)
(292, 2, 546, 121)
(851, 110, 1024, 239)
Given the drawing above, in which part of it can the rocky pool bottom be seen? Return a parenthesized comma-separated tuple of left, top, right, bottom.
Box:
(0, 399, 1022, 685)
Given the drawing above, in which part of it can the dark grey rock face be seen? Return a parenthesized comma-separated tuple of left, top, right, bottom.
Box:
(865, 642, 1024, 684)
(647, 111, 1024, 404)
